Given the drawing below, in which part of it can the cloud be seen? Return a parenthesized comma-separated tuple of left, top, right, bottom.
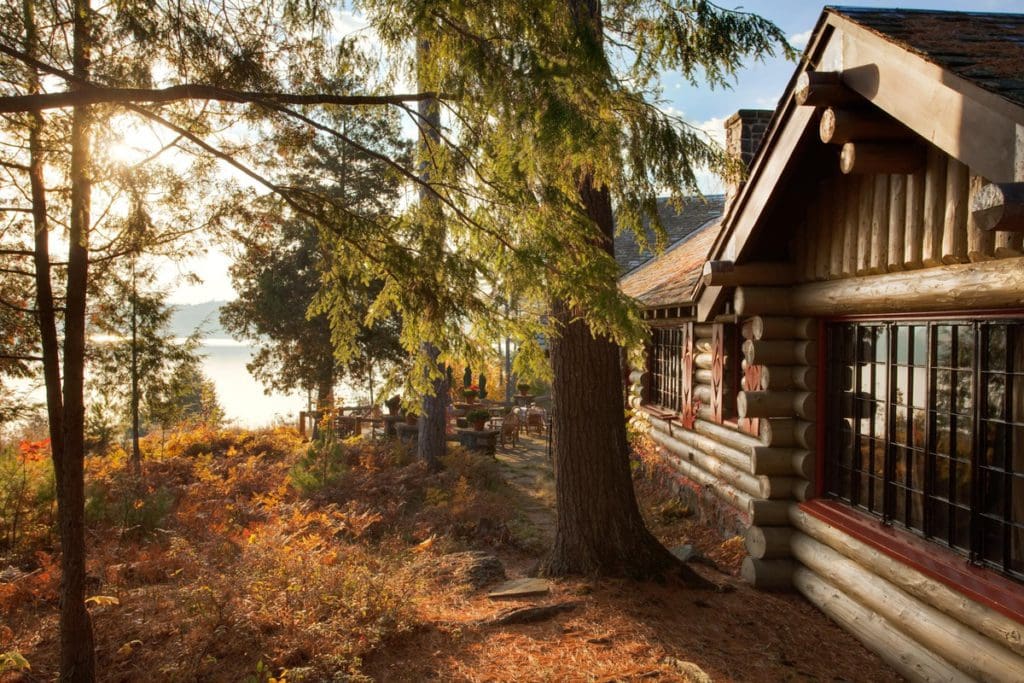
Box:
(789, 28, 813, 49)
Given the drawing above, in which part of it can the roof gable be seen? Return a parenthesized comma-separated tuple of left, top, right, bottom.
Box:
(693, 5, 1024, 321)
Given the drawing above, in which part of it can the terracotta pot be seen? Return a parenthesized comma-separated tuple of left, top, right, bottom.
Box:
(472, 420, 487, 431)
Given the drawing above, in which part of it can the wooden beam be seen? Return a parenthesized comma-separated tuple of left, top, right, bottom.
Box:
(794, 71, 862, 108)
(819, 107, 912, 145)
(967, 175, 995, 261)
(840, 142, 924, 175)
(789, 256, 1024, 315)
(701, 260, 795, 287)
(971, 181, 1024, 232)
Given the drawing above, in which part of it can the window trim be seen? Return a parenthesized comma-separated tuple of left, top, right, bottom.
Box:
(821, 311, 1024, 586)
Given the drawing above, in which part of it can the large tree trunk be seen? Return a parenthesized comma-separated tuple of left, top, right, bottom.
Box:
(56, 0, 97, 678)
(129, 261, 141, 474)
(539, 175, 710, 586)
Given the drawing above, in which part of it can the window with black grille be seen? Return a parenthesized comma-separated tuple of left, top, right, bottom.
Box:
(650, 327, 683, 413)
(826, 319, 1024, 580)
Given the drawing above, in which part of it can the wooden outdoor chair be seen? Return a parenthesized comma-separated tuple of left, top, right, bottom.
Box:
(499, 412, 520, 448)
(525, 407, 546, 436)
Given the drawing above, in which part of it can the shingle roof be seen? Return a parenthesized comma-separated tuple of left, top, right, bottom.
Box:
(614, 195, 725, 273)
(619, 217, 723, 308)
(833, 6, 1024, 108)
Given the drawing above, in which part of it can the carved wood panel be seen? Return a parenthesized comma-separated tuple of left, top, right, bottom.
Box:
(739, 362, 763, 436)
(680, 323, 696, 429)
(711, 324, 726, 424)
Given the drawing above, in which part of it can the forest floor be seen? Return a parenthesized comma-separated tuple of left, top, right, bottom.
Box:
(0, 425, 901, 682)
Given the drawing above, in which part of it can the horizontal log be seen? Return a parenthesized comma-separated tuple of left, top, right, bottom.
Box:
(746, 526, 794, 560)
(794, 71, 862, 108)
(751, 447, 813, 479)
(692, 418, 762, 455)
(792, 479, 813, 502)
(694, 352, 713, 370)
(759, 418, 815, 449)
(734, 286, 793, 317)
(737, 391, 816, 420)
(971, 182, 1024, 232)
(742, 339, 817, 366)
(789, 506, 1024, 658)
(628, 370, 645, 386)
(741, 557, 795, 591)
(793, 569, 965, 682)
(761, 366, 817, 392)
(748, 500, 792, 526)
(760, 475, 801, 501)
(693, 323, 715, 338)
(648, 417, 760, 497)
(840, 142, 925, 175)
(819, 107, 913, 145)
(789, 256, 1024, 316)
(652, 433, 751, 519)
(701, 260, 795, 287)
(693, 385, 712, 404)
(792, 533, 1024, 683)
(694, 369, 713, 384)
(748, 316, 817, 340)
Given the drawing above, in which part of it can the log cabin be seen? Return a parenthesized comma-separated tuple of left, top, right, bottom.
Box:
(623, 7, 1024, 680)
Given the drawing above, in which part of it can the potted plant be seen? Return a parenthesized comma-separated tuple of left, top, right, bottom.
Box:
(517, 382, 531, 396)
(466, 408, 491, 431)
(384, 395, 402, 416)
(462, 384, 480, 403)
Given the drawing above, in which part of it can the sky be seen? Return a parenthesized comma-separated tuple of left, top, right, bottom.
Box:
(167, 0, 1024, 306)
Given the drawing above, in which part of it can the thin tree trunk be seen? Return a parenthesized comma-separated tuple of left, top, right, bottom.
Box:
(129, 258, 141, 474)
(56, 0, 97, 677)
(24, 0, 63, 462)
(415, 36, 447, 470)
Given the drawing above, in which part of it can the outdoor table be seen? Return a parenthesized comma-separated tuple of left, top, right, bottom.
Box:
(454, 427, 499, 456)
(395, 422, 419, 445)
(382, 414, 403, 437)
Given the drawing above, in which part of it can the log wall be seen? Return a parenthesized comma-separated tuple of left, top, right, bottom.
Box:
(793, 148, 1024, 282)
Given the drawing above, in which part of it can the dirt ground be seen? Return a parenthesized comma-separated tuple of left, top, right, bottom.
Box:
(361, 434, 902, 682)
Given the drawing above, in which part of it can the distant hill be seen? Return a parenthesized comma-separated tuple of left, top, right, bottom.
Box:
(169, 300, 231, 339)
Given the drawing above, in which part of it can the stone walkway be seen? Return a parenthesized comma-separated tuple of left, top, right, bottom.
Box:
(493, 433, 556, 544)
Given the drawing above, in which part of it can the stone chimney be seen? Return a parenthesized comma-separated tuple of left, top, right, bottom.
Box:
(724, 109, 774, 206)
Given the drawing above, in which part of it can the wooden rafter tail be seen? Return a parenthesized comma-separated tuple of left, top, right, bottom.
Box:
(819, 107, 913, 145)
(971, 181, 1024, 233)
(794, 71, 863, 108)
(839, 142, 925, 175)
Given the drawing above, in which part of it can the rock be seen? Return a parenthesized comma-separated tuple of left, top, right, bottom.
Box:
(670, 544, 696, 562)
(663, 657, 713, 683)
(487, 577, 550, 599)
(436, 551, 506, 589)
(0, 565, 22, 583)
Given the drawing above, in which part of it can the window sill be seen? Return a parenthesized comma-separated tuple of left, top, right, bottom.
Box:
(800, 499, 1024, 625)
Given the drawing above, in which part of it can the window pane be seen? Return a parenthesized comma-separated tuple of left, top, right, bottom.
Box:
(912, 325, 928, 365)
(896, 326, 910, 364)
(958, 326, 975, 368)
(936, 325, 953, 367)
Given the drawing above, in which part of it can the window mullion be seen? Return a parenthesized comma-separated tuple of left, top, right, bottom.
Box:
(884, 322, 895, 524)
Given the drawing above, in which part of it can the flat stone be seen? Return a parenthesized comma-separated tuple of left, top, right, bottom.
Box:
(670, 544, 696, 562)
(487, 577, 550, 599)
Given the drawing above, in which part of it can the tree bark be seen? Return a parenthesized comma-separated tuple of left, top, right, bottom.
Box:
(57, 0, 97, 678)
(539, 172, 710, 586)
(129, 259, 141, 474)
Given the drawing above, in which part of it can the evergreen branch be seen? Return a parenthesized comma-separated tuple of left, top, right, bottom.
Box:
(0, 41, 450, 112)
(0, 353, 44, 362)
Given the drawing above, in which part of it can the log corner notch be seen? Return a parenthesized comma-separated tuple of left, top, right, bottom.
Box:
(701, 260, 796, 287)
(794, 71, 863, 108)
(971, 182, 1024, 232)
